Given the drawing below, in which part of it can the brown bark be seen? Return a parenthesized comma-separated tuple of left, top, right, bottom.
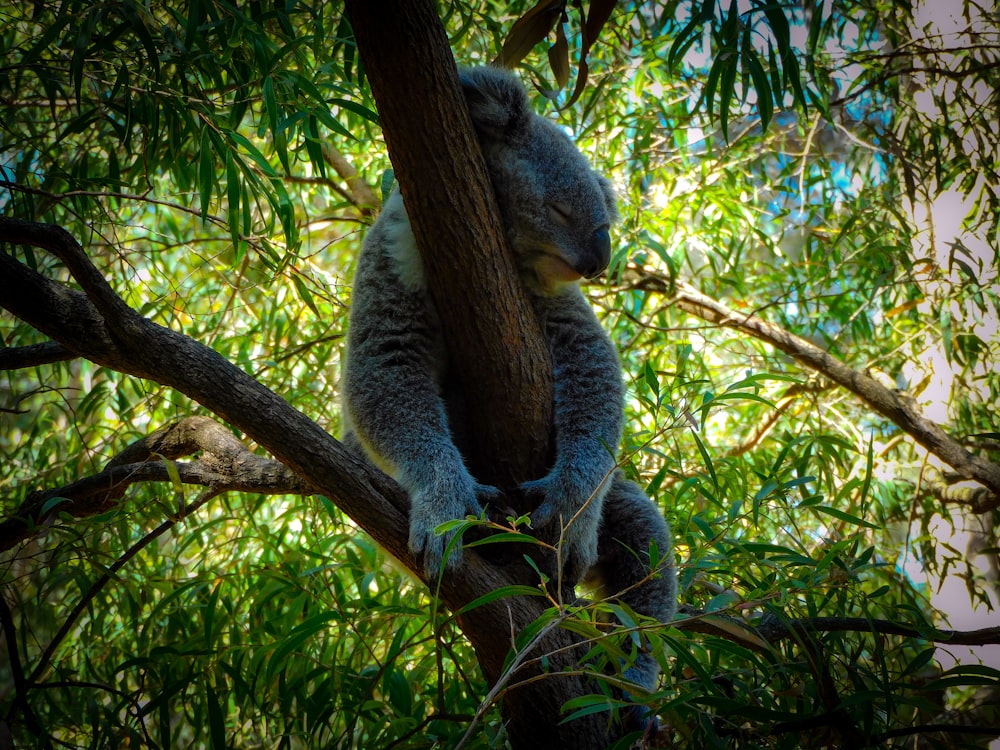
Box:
(340, 2, 620, 746)
(0, 416, 313, 551)
(322, 144, 379, 216)
(343, 0, 554, 490)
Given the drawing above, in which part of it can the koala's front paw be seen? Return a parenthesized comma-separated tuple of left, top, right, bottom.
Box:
(520, 472, 604, 581)
(408, 478, 496, 579)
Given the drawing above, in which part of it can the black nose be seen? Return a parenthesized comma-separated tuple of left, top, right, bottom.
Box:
(578, 227, 611, 279)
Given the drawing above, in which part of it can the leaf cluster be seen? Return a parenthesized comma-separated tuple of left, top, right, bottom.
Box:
(2, 1, 1000, 748)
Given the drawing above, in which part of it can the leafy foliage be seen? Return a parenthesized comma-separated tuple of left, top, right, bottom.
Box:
(2, 1, 999, 749)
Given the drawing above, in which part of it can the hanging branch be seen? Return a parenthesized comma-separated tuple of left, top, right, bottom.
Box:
(628, 273, 1000, 506)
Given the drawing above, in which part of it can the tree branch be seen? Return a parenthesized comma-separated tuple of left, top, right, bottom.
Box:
(0, 218, 412, 564)
(650, 278, 1000, 502)
(0, 341, 73, 370)
(321, 144, 379, 217)
(676, 605, 1000, 649)
(922, 471, 999, 513)
(0, 592, 47, 744)
(0, 416, 313, 551)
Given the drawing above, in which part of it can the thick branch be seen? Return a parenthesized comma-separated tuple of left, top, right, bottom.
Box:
(321, 144, 379, 217)
(665, 280, 1000, 500)
(0, 219, 600, 748)
(755, 613, 1000, 647)
(923, 474, 999, 513)
(0, 341, 73, 369)
(0, 220, 410, 564)
(677, 605, 1000, 650)
(0, 417, 313, 551)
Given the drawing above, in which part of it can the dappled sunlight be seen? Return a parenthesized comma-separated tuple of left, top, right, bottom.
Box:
(2, 0, 999, 748)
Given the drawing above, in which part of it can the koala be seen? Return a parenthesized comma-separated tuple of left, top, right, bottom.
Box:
(342, 66, 676, 699)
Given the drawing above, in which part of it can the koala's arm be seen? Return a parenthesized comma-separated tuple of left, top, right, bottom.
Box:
(523, 289, 625, 577)
(343, 228, 493, 576)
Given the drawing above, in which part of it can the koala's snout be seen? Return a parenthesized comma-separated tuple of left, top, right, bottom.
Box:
(578, 227, 611, 279)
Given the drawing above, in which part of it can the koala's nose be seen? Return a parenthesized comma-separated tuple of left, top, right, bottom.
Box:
(578, 227, 611, 279)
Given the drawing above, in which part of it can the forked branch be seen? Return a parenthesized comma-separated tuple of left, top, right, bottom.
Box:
(0, 416, 312, 551)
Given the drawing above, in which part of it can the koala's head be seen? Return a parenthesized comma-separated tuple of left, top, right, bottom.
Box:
(459, 66, 619, 294)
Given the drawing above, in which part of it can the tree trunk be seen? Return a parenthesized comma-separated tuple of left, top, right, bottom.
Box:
(342, 2, 624, 746)
(342, 0, 553, 490)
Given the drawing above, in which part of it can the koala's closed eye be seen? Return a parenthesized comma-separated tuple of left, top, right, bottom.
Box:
(546, 201, 573, 226)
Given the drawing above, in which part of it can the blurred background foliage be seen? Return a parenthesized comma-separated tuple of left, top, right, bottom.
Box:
(1, 0, 998, 748)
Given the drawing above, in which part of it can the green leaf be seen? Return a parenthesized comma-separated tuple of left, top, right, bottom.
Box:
(744, 49, 773, 130)
(668, 12, 707, 70)
(229, 131, 277, 178)
(263, 75, 279, 134)
(496, 0, 563, 68)
(455, 585, 546, 616)
(266, 612, 343, 680)
(642, 360, 660, 400)
(385, 669, 412, 716)
(291, 274, 320, 317)
(226, 151, 241, 249)
(312, 105, 356, 140)
(859, 435, 874, 507)
(464, 531, 544, 547)
(198, 127, 214, 219)
(559, 693, 622, 724)
(40, 495, 72, 515)
(204, 580, 222, 647)
(808, 504, 878, 529)
(689, 426, 718, 491)
(206, 684, 226, 750)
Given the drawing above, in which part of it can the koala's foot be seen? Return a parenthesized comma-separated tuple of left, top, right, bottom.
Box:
(622, 703, 659, 746)
(619, 654, 661, 743)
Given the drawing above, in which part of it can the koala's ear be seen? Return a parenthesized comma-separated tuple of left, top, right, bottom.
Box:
(459, 66, 532, 144)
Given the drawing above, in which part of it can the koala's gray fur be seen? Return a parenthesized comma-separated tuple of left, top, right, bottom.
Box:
(342, 66, 676, 696)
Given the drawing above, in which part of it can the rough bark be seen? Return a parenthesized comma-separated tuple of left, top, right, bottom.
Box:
(339, 4, 617, 744)
(342, 0, 554, 490)
(0, 416, 313, 551)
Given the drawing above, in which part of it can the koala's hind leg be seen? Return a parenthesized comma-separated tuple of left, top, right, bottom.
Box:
(586, 473, 677, 695)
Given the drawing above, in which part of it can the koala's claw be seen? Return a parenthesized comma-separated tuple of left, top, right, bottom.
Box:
(474, 483, 505, 509)
(410, 523, 462, 579)
(409, 482, 493, 579)
(519, 474, 603, 581)
(517, 478, 555, 525)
